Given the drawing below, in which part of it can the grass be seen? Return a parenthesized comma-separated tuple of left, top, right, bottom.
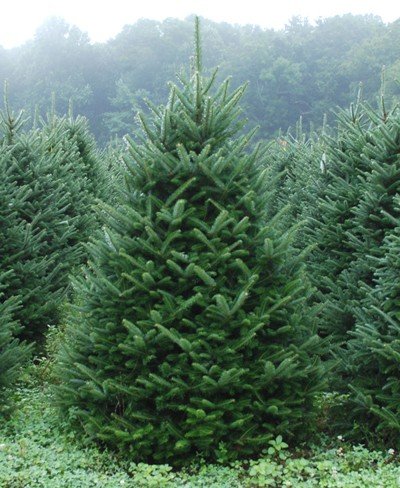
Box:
(1, 368, 400, 487)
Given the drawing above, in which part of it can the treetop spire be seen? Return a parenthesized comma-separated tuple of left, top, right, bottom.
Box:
(194, 16, 202, 74)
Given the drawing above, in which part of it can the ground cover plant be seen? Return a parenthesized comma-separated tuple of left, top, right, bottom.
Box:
(1, 377, 400, 487)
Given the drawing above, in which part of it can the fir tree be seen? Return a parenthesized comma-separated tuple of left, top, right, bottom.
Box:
(306, 98, 400, 419)
(306, 101, 373, 343)
(347, 103, 400, 305)
(0, 142, 32, 397)
(55, 21, 325, 465)
(265, 121, 325, 240)
(38, 111, 106, 275)
(346, 202, 400, 443)
(339, 106, 400, 440)
(0, 102, 102, 340)
(40, 110, 106, 200)
(0, 110, 71, 339)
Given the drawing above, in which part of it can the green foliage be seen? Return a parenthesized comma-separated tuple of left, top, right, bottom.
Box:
(0, 130, 33, 392)
(0, 291, 31, 402)
(263, 435, 289, 460)
(40, 111, 107, 200)
(0, 385, 178, 487)
(1, 383, 399, 488)
(246, 444, 400, 487)
(263, 122, 326, 239)
(0, 105, 102, 341)
(344, 194, 400, 442)
(2, 14, 399, 143)
(346, 103, 400, 302)
(306, 101, 373, 343)
(302, 98, 400, 440)
(304, 99, 400, 344)
(55, 31, 325, 465)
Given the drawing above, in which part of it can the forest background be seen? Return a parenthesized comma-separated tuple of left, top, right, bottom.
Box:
(1, 13, 399, 145)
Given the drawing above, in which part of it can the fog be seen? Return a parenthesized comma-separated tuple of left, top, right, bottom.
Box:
(1, 0, 398, 48)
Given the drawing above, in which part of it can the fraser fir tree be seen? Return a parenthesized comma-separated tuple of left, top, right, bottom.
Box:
(38, 111, 106, 276)
(339, 106, 400, 439)
(306, 102, 373, 343)
(347, 103, 400, 304)
(346, 202, 400, 442)
(0, 102, 102, 341)
(55, 21, 325, 465)
(40, 111, 107, 200)
(0, 109, 72, 339)
(265, 121, 325, 239)
(0, 143, 32, 397)
(306, 98, 400, 432)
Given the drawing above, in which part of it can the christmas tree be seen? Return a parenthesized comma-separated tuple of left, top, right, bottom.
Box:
(306, 101, 373, 344)
(0, 141, 32, 398)
(340, 104, 400, 440)
(348, 203, 400, 442)
(265, 120, 326, 240)
(0, 108, 71, 339)
(347, 102, 400, 306)
(40, 110, 106, 201)
(38, 111, 106, 277)
(55, 20, 325, 465)
(0, 101, 102, 341)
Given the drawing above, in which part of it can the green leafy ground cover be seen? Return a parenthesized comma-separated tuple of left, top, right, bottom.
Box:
(1, 372, 400, 487)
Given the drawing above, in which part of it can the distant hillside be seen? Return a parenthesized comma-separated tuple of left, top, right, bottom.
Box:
(1, 14, 399, 144)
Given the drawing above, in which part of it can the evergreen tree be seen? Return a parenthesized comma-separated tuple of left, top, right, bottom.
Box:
(40, 110, 106, 200)
(338, 106, 400, 440)
(0, 103, 102, 340)
(306, 102, 373, 343)
(0, 110, 72, 339)
(38, 111, 106, 274)
(0, 143, 32, 397)
(306, 98, 400, 425)
(265, 121, 325, 240)
(55, 22, 325, 465)
(346, 201, 400, 443)
(0, 288, 31, 399)
(99, 138, 127, 206)
(347, 103, 400, 306)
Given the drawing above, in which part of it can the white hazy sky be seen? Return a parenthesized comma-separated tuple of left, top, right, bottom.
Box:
(1, 0, 399, 48)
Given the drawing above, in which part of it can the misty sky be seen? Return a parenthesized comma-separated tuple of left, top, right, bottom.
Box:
(1, 0, 399, 48)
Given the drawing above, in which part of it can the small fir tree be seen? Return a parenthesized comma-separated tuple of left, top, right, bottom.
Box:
(0, 110, 72, 339)
(339, 105, 400, 440)
(0, 102, 102, 341)
(347, 103, 400, 306)
(0, 142, 32, 396)
(265, 121, 326, 240)
(40, 110, 107, 200)
(347, 203, 400, 443)
(55, 21, 325, 465)
(306, 101, 373, 343)
(38, 111, 106, 275)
